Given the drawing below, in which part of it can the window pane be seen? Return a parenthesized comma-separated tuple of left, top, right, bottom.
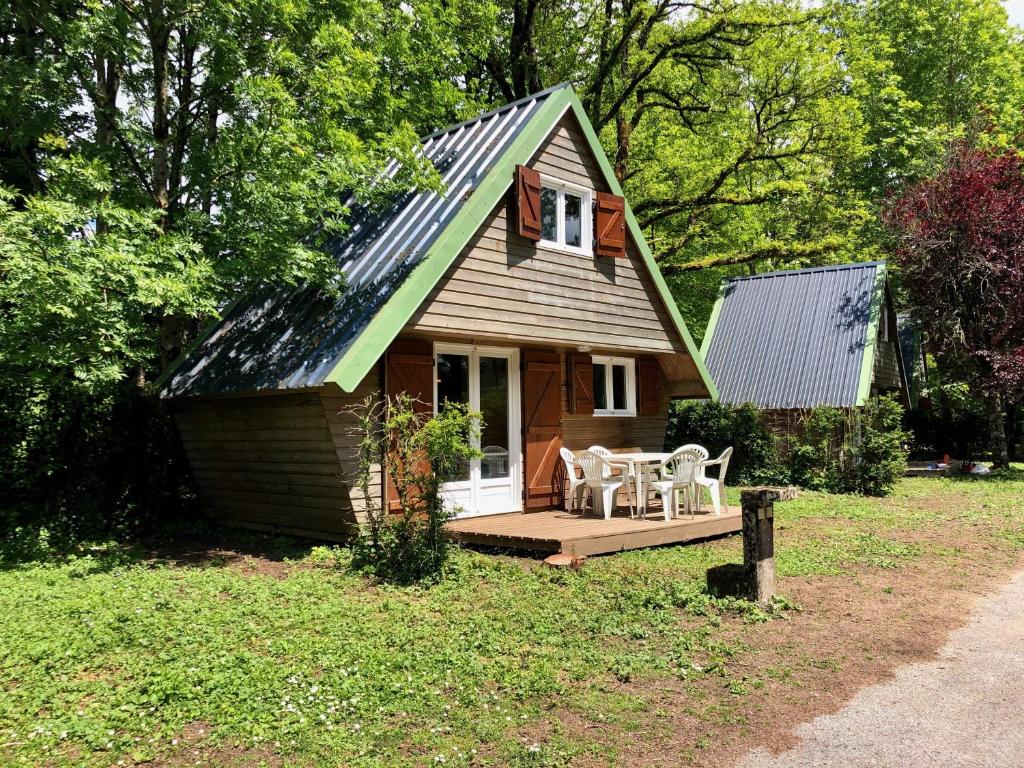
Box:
(436, 353, 470, 482)
(564, 192, 582, 247)
(479, 357, 509, 480)
(592, 363, 607, 411)
(612, 364, 627, 411)
(540, 187, 558, 241)
(437, 353, 469, 407)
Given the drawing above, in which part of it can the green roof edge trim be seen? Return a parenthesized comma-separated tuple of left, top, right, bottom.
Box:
(699, 281, 728, 359)
(153, 296, 243, 392)
(855, 262, 887, 406)
(327, 87, 574, 392)
(562, 90, 718, 400)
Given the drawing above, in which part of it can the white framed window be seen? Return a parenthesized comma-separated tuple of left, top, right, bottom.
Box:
(592, 355, 636, 416)
(539, 175, 592, 255)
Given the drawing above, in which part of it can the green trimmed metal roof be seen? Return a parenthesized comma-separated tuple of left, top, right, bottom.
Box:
(159, 84, 715, 399)
(701, 262, 888, 409)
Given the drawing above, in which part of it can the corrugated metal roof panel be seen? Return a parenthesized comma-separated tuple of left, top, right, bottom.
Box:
(703, 262, 884, 409)
(162, 86, 562, 398)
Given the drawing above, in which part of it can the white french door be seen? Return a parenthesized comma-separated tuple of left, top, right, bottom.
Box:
(434, 343, 522, 518)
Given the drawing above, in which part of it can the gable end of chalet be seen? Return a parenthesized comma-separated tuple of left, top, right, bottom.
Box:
(326, 88, 717, 399)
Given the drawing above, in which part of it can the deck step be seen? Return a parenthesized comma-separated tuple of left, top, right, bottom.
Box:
(447, 508, 742, 556)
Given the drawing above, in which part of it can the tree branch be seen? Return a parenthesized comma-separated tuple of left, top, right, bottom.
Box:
(657, 237, 844, 274)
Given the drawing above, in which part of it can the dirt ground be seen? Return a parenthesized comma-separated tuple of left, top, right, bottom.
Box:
(564, 526, 1022, 767)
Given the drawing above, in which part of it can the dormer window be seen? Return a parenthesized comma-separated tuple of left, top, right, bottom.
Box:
(539, 176, 592, 256)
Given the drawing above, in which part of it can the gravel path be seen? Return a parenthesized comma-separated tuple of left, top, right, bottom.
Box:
(738, 569, 1024, 768)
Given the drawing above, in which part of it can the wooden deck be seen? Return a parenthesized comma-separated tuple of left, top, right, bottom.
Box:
(447, 504, 742, 557)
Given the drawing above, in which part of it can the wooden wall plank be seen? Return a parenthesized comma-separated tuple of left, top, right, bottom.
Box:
(558, 351, 672, 454)
(319, 371, 384, 525)
(405, 113, 689, 359)
(173, 390, 362, 540)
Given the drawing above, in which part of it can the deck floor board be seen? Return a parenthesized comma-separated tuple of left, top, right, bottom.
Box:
(447, 505, 741, 556)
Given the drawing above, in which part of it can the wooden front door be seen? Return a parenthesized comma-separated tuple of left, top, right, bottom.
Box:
(385, 338, 434, 510)
(522, 349, 563, 509)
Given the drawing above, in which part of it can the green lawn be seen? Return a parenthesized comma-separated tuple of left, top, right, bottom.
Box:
(2, 469, 1023, 767)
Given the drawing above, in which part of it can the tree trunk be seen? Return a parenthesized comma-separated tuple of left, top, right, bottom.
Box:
(989, 393, 1010, 469)
(92, 53, 120, 234)
(149, 0, 171, 215)
(509, 0, 541, 99)
(613, 6, 631, 184)
(1007, 403, 1019, 462)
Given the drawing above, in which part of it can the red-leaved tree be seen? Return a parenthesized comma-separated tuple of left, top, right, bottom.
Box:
(886, 143, 1024, 467)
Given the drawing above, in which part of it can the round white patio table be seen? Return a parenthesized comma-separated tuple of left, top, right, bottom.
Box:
(605, 451, 671, 518)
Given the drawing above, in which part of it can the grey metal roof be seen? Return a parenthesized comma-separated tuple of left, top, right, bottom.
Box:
(161, 85, 566, 398)
(703, 262, 885, 409)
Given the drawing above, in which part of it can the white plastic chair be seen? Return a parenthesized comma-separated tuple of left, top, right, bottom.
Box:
(658, 444, 707, 514)
(576, 450, 633, 520)
(659, 443, 708, 479)
(647, 447, 705, 521)
(692, 447, 733, 516)
(482, 445, 508, 478)
(559, 447, 587, 515)
(587, 445, 615, 478)
(589, 444, 634, 518)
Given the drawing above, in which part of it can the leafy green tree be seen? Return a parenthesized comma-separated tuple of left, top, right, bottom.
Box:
(2, 0, 478, 379)
(0, 0, 477, 534)
(461, 1, 877, 331)
(835, 0, 1024, 198)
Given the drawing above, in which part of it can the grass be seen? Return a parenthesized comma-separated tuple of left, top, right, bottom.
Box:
(1, 468, 1023, 767)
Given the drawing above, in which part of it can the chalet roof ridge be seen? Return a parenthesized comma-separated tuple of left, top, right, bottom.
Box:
(722, 260, 886, 284)
(419, 82, 573, 142)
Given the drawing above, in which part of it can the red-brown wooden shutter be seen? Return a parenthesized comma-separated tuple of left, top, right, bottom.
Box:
(637, 356, 661, 416)
(569, 352, 594, 415)
(516, 164, 542, 241)
(522, 349, 563, 509)
(385, 338, 434, 510)
(595, 191, 626, 258)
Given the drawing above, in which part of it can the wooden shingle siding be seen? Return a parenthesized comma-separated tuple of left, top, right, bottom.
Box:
(174, 379, 383, 541)
(406, 114, 685, 355)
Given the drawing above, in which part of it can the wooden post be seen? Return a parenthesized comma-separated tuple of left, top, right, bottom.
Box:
(740, 487, 797, 605)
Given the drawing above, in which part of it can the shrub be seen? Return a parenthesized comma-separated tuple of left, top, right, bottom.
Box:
(0, 378, 193, 542)
(787, 396, 909, 496)
(852, 395, 910, 496)
(665, 400, 785, 484)
(350, 394, 480, 584)
(787, 406, 851, 492)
